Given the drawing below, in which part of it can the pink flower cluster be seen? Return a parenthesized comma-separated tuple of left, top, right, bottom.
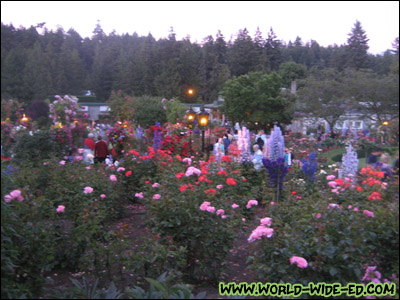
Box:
(83, 186, 94, 194)
(4, 190, 24, 202)
(56, 205, 65, 213)
(185, 166, 201, 177)
(248, 217, 274, 242)
(327, 203, 342, 210)
(363, 209, 374, 218)
(182, 157, 192, 165)
(246, 199, 258, 209)
(135, 192, 144, 199)
(290, 256, 308, 268)
(362, 266, 382, 283)
(200, 201, 226, 218)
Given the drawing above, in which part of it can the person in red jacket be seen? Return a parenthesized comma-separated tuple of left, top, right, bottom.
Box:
(83, 133, 95, 164)
(94, 136, 109, 163)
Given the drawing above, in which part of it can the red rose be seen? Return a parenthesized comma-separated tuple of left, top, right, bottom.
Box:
(226, 178, 237, 186)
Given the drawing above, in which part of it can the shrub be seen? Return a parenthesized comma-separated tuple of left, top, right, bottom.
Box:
(13, 131, 60, 164)
(142, 153, 254, 282)
(249, 181, 399, 287)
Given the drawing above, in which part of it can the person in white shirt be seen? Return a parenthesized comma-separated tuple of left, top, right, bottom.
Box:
(252, 144, 263, 171)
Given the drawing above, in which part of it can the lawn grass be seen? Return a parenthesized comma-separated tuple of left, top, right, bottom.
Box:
(320, 146, 396, 169)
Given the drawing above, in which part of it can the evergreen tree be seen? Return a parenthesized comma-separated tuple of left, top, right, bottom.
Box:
(346, 20, 370, 70)
(228, 28, 258, 76)
(265, 27, 283, 71)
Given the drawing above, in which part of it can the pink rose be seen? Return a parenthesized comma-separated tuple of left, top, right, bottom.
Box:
(10, 190, 21, 198)
(232, 203, 239, 209)
(206, 206, 216, 213)
(290, 256, 308, 268)
(152, 183, 160, 188)
(4, 195, 13, 202)
(216, 184, 223, 189)
(110, 175, 117, 182)
(200, 201, 211, 211)
(56, 205, 65, 213)
(83, 186, 94, 194)
(270, 201, 275, 206)
(216, 209, 225, 216)
(316, 213, 322, 219)
(246, 199, 258, 209)
(152, 194, 161, 200)
(59, 160, 66, 165)
(326, 175, 336, 181)
(328, 181, 338, 188)
(117, 167, 126, 172)
(260, 217, 272, 227)
(363, 210, 374, 218)
(100, 194, 106, 198)
(135, 192, 144, 199)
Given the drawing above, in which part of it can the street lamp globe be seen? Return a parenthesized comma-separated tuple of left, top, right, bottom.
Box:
(197, 106, 209, 127)
(186, 106, 196, 124)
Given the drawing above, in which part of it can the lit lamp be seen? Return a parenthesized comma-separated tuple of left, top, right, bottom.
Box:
(21, 114, 29, 122)
(382, 121, 389, 144)
(197, 106, 209, 152)
(187, 89, 194, 96)
(186, 106, 196, 155)
(186, 106, 196, 128)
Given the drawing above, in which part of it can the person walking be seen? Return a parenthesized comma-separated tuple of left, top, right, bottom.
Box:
(83, 133, 95, 164)
(94, 136, 109, 163)
(213, 138, 225, 162)
(252, 144, 263, 171)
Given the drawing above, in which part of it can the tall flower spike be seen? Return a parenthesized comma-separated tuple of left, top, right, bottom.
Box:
(268, 125, 285, 161)
(339, 143, 359, 179)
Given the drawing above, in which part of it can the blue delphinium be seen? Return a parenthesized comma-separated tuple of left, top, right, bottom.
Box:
(153, 122, 162, 151)
(302, 152, 318, 183)
(269, 125, 285, 161)
(262, 157, 288, 191)
(134, 126, 144, 140)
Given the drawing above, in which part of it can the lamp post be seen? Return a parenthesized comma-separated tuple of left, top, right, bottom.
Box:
(197, 106, 209, 153)
(382, 121, 389, 144)
(185, 106, 196, 155)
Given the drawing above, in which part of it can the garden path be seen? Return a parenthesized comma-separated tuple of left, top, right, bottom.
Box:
(41, 204, 260, 299)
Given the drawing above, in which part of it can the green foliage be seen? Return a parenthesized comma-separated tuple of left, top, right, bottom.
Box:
(297, 68, 353, 130)
(132, 96, 167, 127)
(1, 158, 131, 296)
(249, 166, 399, 288)
(107, 90, 135, 122)
(142, 155, 253, 282)
(13, 131, 59, 164)
(50, 273, 206, 299)
(165, 99, 187, 124)
(222, 72, 295, 126)
(279, 61, 307, 87)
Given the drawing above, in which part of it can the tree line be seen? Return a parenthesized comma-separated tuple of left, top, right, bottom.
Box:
(1, 21, 398, 107)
